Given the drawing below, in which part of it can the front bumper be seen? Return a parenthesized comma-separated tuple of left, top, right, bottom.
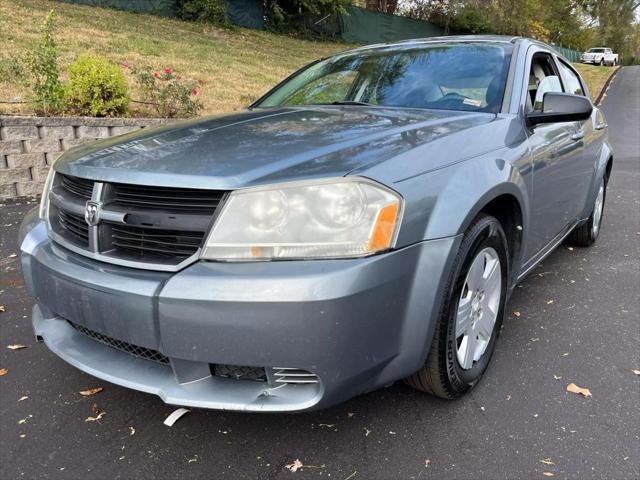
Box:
(21, 216, 459, 411)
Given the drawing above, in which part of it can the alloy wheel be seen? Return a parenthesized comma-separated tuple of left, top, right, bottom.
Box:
(592, 182, 605, 238)
(455, 247, 502, 370)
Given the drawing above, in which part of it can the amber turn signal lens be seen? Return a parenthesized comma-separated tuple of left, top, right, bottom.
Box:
(368, 203, 399, 251)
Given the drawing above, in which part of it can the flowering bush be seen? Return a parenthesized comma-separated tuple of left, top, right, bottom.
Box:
(64, 56, 130, 117)
(128, 65, 203, 118)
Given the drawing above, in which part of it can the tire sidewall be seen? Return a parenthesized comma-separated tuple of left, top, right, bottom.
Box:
(442, 217, 509, 395)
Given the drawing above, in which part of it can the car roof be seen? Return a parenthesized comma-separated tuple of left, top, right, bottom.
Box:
(341, 35, 549, 55)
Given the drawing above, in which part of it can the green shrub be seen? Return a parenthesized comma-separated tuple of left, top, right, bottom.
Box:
(26, 10, 65, 115)
(129, 65, 203, 118)
(178, 0, 228, 26)
(64, 56, 130, 117)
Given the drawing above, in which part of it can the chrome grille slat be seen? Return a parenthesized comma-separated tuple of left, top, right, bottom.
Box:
(273, 368, 320, 384)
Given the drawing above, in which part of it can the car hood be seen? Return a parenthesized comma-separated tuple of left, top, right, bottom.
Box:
(56, 106, 496, 190)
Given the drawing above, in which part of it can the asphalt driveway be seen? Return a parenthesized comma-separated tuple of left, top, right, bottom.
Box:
(0, 67, 638, 480)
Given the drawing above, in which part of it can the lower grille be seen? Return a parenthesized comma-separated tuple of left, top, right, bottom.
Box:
(68, 321, 170, 365)
(213, 364, 267, 381)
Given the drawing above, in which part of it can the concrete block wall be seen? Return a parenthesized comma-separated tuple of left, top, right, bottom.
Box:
(0, 116, 169, 199)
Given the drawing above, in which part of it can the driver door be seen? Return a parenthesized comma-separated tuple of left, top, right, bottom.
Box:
(524, 52, 586, 258)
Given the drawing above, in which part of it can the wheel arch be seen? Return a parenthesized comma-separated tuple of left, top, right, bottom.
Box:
(456, 186, 526, 287)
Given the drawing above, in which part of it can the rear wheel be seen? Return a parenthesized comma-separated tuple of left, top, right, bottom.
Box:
(405, 214, 509, 399)
(566, 177, 606, 247)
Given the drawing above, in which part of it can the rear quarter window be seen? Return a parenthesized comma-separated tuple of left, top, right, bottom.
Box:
(558, 60, 585, 96)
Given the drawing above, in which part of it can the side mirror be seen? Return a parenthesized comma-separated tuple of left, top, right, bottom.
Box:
(526, 92, 593, 127)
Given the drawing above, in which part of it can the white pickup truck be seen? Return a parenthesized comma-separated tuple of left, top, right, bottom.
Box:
(582, 47, 619, 66)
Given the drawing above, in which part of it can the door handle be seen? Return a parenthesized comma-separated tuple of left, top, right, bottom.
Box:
(571, 131, 584, 141)
(595, 122, 608, 130)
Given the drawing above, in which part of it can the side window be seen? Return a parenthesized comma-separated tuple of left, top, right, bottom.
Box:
(527, 53, 563, 111)
(557, 60, 585, 96)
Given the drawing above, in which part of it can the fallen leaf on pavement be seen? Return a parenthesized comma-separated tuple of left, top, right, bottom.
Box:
(318, 423, 335, 428)
(364, 428, 371, 437)
(0, 368, 7, 376)
(546, 300, 554, 305)
(0, 305, 5, 312)
(163, 407, 190, 427)
(566, 383, 592, 397)
(543, 473, 555, 477)
(7, 344, 28, 350)
(129, 426, 135, 435)
(79, 387, 103, 396)
(85, 411, 106, 422)
(425, 459, 432, 466)
(513, 311, 521, 317)
(18, 396, 28, 402)
(633, 369, 640, 376)
(553, 375, 562, 380)
(540, 459, 555, 466)
(286, 459, 304, 472)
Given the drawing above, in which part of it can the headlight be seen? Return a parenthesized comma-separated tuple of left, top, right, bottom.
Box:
(201, 178, 403, 261)
(38, 168, 56, 219)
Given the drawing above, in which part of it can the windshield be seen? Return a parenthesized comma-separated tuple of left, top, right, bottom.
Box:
(588, 48, 605, 53)
(255, 43, 512, 113)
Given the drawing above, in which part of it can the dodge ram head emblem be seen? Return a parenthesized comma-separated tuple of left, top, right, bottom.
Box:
(84, 200, 102, 227)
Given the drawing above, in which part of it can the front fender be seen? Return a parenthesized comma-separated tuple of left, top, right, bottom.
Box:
(392, 147, 530, 243)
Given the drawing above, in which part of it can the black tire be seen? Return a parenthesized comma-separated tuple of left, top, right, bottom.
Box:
(405, 214, 509, 399)
(599, 58, 604, 66)
(566, 177, 607, 247)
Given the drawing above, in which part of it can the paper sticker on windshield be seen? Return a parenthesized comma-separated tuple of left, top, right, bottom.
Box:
(463, 99, 482, 107)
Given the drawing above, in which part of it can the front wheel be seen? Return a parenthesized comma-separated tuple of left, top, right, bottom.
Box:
(566, 177, 606, 247)
(599, 58, 605, 66)
(405, 214, 509, 399)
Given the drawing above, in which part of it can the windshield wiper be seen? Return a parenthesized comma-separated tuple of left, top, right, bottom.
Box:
(328, 101, 375, 106)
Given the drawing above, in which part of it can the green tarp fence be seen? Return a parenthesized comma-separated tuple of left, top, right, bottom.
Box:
(338, 6, 444, 44)
(551, 45, 583, 62)
(225, 0, 264, 30)
(59, 1, 444, 44)
(60, 0, 178, 17)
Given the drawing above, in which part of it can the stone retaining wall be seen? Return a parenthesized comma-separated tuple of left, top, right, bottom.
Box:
(0, 116, 169, 199)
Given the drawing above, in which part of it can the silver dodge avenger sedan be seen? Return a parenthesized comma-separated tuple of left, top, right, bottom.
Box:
(20, 36, 612, 411)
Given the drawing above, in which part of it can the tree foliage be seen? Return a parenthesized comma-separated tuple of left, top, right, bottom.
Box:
(398, 0, 639, 61)
(265, 0, 351, 33)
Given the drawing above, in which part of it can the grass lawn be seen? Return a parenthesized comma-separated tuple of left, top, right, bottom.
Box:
(0, 0, 618, 116)
(573, 63, 619, 100)
(0, 0, 349, 116)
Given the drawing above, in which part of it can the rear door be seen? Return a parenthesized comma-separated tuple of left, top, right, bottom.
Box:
(523, 50, 589, 259)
